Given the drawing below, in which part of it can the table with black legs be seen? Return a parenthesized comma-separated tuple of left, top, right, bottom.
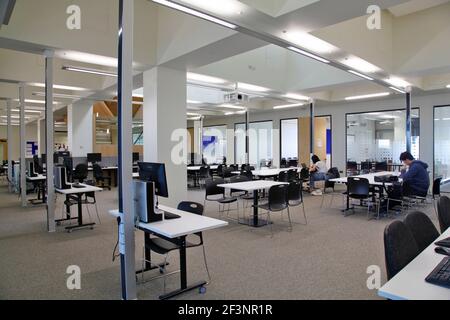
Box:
(27, 174, 47, 204)
(56, 183, 103, 232)
(218, 180, 289, 227)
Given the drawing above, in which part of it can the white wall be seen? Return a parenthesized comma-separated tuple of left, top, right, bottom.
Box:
(0, 122, 38, 160)
(203, 91, 450, 177)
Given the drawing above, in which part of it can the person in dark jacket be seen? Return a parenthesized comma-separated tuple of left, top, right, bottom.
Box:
(399, 151, 430, 197)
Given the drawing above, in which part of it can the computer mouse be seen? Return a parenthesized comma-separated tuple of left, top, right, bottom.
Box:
(435, 246, 450, 256)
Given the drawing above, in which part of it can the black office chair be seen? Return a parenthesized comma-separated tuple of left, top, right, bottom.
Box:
(321, 167, 343, 208)
(140, 201, 211, 291)
(229, 164, 238, 172)
(240, 168, 254, 181)
(229, 175, 249, 197)
(280, 158, 287, 168)
(403, 211, 440, 252)
(437, 196, 450, 233)
(288, 159, 298, 168)
(216, 164, 224, 178)
(221, 167, 233, 179)
(278, 171, 288, 182)
(347, 177, 377, 219)
(257, 184, 290, 236)
(346, 161, 358, 176)
(93, 163, 111, 190)
(197, 166, 211, 187)
(83, 180, 101, 224)
(287, 181, 307, 225)
(73, 163, 88, 183)
(384, 220, 420, 280)
(360, 161, 372, 174)
(204, 178, 239, 220)
(287, 169, 298, 182)
(432, 177, 442, 215)
(299, 167, 309, 185)
(375, 161, 388, 172)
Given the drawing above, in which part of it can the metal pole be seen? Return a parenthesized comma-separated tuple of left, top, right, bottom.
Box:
(19, 84, 26, 207)
(405, 87, 412, 154)
(6, 99, 12, 192)
(118, 0, 136, 300)
(44, 50, 55, 232)
(309, 99, 315, 163)
(199, 116, 204, 163)
(245, 109, 249, 165)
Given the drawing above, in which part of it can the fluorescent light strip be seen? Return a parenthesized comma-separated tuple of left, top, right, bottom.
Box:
(345, 92, 390, 101)
(287, 46, 330, 64)
(220, 104, 246, 110)
(187, 100, 203, 104)
(33, 92, 82, 100)
(28, 82, 89, 92)
(152, 0, 237, 29)
(237, 82, 270, 92)
(384, 77, 410, 88)
(273, 103, 304, 110)
(446, 84, 450, 89)
(284, 93, 309, 101)
(62, 65, 117, 77)
(348, 70, 373, 81)
(11, 109, 42, 114)
(187, 72, 226, 84)
(389, 86, 406, 94)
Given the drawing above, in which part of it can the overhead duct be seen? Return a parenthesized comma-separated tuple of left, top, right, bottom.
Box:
(0, 0, 16, 26)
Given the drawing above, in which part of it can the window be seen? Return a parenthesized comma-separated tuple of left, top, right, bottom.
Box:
(434, 106, 450, 179)
(281, 119, 298, 160)
(346, 109, 420, 165)
(202, 125, 227, 164)
(235, 121, 273, 167)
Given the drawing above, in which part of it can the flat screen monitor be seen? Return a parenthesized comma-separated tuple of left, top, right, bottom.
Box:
(87, 153, 102, 163)
(41, 154, 47, 164)
(132, 152, 140, 163)
(138, 162, 168, 198)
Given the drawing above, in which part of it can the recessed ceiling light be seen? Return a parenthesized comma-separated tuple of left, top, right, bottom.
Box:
(384, 77, 411, 88)
(62, 65, 117, 77)
(389, 86, 406, 94)
(153, 0, 237, 29)
(345, 92, 390, 101)
(187, 72, 226, 84)
(273, 103, 304, 110)
(342, 57, 380, 73)
(347, 70, 374, 81)
(237, 82, 270, 92)
(284, 93, 310, 101)
(287, 46, 330, 64)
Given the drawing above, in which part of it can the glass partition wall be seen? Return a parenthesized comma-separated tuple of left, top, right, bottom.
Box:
(346, 109, 420, 171)
(235, 121, 273, 167)
(281, 118, 299, 161)
(434, 105, 450, 180)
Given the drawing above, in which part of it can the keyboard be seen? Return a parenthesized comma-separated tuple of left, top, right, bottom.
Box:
(425, 257, 450, 288)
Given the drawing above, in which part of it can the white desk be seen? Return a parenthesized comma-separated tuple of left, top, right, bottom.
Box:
(378, 228, 450, 300)
(109, 205, 227, 299)
(26, 174, 46, 181)
(218, 180, 288, 227)
(187, 165, 219, 171)
(56, 183, 103, 232)
(329, 171, 401, 186)
(231, 167, 301, 177)
(27, 174, 47, 204)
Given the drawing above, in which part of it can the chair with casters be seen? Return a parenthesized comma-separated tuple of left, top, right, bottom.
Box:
(403, 211, 440, 252)
(73, 163, 88, 183)
(257, 184, 291, 236)
(347, 177, 379, 219)
(204, 178, 239, 220)
(92, 163, 112, 190)
(139, 202, 211, 292)
(287, 181, 307, 225)
(384, 220, 420, 280)
(437, 196, 450, 233)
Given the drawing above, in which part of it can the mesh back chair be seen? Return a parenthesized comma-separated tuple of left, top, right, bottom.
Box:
(140, 201, 211, 291)
(73, 163, 88, 183)
(93, 163, 111, 190)
(437, 196, 450, 233)
(257, 184, 290, 236)
(375, 161, 388, 172)
(287, 181, 307, 225)
(287, 169, 298, 182)
(278, 171, 288, 182)
(404, 211, 440, 252)
(347, 177, 378, 219)
(384, 220, 420, 280)
(204, 178, 239, 220)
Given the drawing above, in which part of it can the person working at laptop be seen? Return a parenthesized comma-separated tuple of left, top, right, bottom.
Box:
(399, 151, 430, 197)
(309, 155, 328, 196)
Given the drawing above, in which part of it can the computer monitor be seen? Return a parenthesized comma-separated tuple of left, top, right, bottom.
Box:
(132, 152, 140, 163)
(87, 153, 102, 164)
(33, 155, 43, 174)
(41, 154, 47, 165)
(138, 162, 169, 198)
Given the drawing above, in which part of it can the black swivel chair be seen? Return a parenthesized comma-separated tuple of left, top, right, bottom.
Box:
(403, 211, 440, 252)
(93, 163, 112, 190)
(140, 201, 211, 290)
(257, 184, 291, 235)
(384, 220, 420, 280)
(287, 181, 307, 225)
(72, 163, 88, 183)
(437, 196, 450, 233)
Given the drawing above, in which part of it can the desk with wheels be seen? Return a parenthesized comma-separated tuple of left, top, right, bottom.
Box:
(55, 183, 103, 232)
(110, 206, 227, 299)
(218, 180, 289, 227)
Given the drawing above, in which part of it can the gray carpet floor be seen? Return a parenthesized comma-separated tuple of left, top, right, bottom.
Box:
(0, 180, 439, 300)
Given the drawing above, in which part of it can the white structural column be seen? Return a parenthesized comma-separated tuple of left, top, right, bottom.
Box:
(67, 102, 94, 157)
(117, 0, 136, 300)
(44, 50, 55, 232)
(143, 66, 188, 207)
(193, 117, 203, 163)
(37, 118, 45, 156)
(6, 99, 13, 192)
(19, 84, 26, 207)
(309, 99, 315, 163)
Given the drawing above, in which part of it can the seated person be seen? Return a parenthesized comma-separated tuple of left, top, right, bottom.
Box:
(309, 155, 328, 196)
(399, 151, 430, 197)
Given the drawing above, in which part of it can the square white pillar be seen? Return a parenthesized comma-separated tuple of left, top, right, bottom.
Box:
(67, 102, 93, 157)
(37, 119, 46, 156)
(143, 66, 187, 207)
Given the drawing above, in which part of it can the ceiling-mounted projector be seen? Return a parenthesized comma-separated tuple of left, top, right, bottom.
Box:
(224, 92, 250, 104)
